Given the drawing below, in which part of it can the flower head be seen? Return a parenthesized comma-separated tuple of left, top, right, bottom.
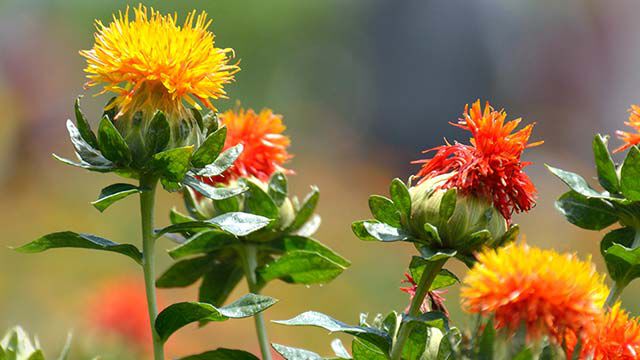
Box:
(614, 105, 640, 153)
(461, 243, 608, 342)
(400, 272, 449, 316)
(204, 107, 292, 184)
(80, 5, 239, 119)
(566, 303, 640, 360)
(413, 100, 542, 222)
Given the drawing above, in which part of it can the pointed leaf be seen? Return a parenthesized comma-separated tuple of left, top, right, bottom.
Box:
(65, 120, 112, 167)
(362, 221, 410, 242)
(439, 189, 457, 221)
(199, 253, 244, 307)
(352, 338, 386, 360)
(369, 195, 401, 227)
(423, 223, 443, 246)
(287, 187, 320, 232)
(546, 165, 603, 198)
(151, 146, 194, 182)
(272, 235, 350, 268)
(268, 172, 288, 207)
(331, 339, 352, 359)
(390, 178, 411, 219)
(97, 116, 131, 164)
(294, 214, 322, 237)
(146, 111, 170, 155)
(272, 344, 323, 360)
(91, 183, 141, 212)
(593, 134, 619, 193)
(74, 97, 98, 148)
(195, 144, 243, 177)
(168, 230, 236, 259)
(621, 146, 640, 201)
(244, 180, 279, 219)
(259, 250, 347, 284)
(52, 154, 114, 172)
(156, 256, 212, 287)
(555, 191, 617, 230)
(209, 212, 272, 237)
(183, 174, 247, 200)
(192, 127, 227, 168)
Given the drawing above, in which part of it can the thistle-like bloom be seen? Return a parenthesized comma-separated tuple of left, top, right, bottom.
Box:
(413, 100, 542, 222)
(80, 5, 239, 119)
(566, 303, 640, 360)
(614, 105, 640, 153)
(205, 107, 292, 184)
(400, 273, 449, 317)
(461, 243, 608, 342)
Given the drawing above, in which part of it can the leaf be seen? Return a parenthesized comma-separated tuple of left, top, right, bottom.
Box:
(146, 111, 171, 155)
(183, 174, 247, 200)
(192, 127, 227, 168)
(52, 154, 114, 172)
(331, 339, 352, 359)
(423, 223, 443, 246)
(390, 178, 411, 219)
(91, 183, 141, 212)
(593, 134, 619, 193)
(97, 116, 132, 164)
(362, 221, 410, 242)
(369, 195, 401, 227)
(15, 231, 142, 264)
(555, 191, 618, 230)
(74, 97, 98, 148)
(199, 253, 244, 307)
(168, 230, 236, 259)
(155, 294, 277, 342)
(621, 146, 640, 201)
(195, 144, 243, 177)
(244, 180, 279, 219)
(271, 344, 323, 360)
(546, 165, 603, 198)
(439, 189, 457, 221)
(495, 224, 519, 247)
(603, 234, 640, 286)
(65, 120, 112, 167)
(179, 348, 259, 360)
(259, 250, 347, 284)
(418, 246, 457, 262)
(268, 172, 288, 207)
(288, 187, 320, 231)
(351, 221, 376, 241)
(209, 212, 272, 237)
(151, 146, 194, 182)
(352, 338, 387, 360)
(294, 214, 322, 237)
(272, 235, 351, 268)
(409, 257, 459, 291)
(274, 312, 391, 353)
(156, 256, 212, 287)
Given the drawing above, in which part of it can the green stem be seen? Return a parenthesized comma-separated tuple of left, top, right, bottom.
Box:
(140, 175, 164, 360)
(390, 258, 447, 360)
(603, 228, 640, 309)
(240, 244, 272, 360)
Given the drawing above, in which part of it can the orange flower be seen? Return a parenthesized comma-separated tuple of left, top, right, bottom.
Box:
(80, 5, 239, 119)
(614, 105, 640, 153)
(461, 243, 608, 343)
(204, 107, 292, 184)
(413, 100, 542, 222)
(566, 303, 640, 360)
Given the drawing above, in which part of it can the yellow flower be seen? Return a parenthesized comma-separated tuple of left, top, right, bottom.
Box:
(461, 243, 608, 343)
(80, 5, 239, 120)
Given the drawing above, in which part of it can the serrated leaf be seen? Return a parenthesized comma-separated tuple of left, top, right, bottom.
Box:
(74, 97, 98, 148)
(91, 183, 141, 212)
(271, 344, 323, 360)
(555, 191, 618, 230)
(168, 230, 236, 259)
(179, 348, 259, 360)
(259, 250, 346, 284)
(15, 231, 142, 264)
(593, 134, 619, 193)
(621, 146, 640, 201)
(369, 195, 401, 227)
(146, 111, 170, 155)
(390, 178, 411, 219)
(362, 221, 410, 242)
(288, 187, 320, 231)
(268, 172, 288, 207)
(151, 146, 194, 182)
(183, 174, 247, 200)
(195, 144, 243, 177)
(97, 116, 131, 164)
(155, 294, 277, 342)
(192, 127, 227, 168)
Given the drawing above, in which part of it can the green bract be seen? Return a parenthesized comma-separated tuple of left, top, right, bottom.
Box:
(0, 327, 71, 360)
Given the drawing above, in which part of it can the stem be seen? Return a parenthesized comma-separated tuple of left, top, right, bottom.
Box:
(240, 244, 272, 360)
(390, 258, 447, 360)
(140, 175, 165, 360)
(603, 229, 640, 309)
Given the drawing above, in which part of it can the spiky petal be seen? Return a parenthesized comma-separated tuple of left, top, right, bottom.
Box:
(400, 272, 449, 317)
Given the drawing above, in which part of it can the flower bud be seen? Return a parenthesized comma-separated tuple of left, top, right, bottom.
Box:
(409, 174, 507, 253)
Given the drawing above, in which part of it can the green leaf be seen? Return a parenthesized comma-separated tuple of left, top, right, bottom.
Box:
(546, 165, 602, 198)
(195, 144, 243, 177)
(168, 230, 236, 259)
(293, 214, 322, 237)
(15, 231, 142, 264)
(409, 257, 459, 291)
(477, 318, 495, 359)
(210, 212, 272, 237)
(52, 153, 114, 172)
(179, 349, 259, 360)
(271, 344, 323, 360)
(621, 146, 640, 201)
(274, 312, 391, 353)
(155, 293, 277, 342)
(74, 97, 98, 148)
(91, 183, 141, 212)
(183, 175, 247, 200)
(268, 172, 288, 207)
(555, 191, 618, 230)
(351, 221, 376, 241)
(199, 252, 244, 307)
(27, 350, 45, 360)
(288, 187, 320, 231)
(390, 178, 411, 219)
(146, 111, 170, 155)
(593, 134, 619, 193)
(439, 189, 457, 221)
(97, 116, 132, 164)
(495, 224, 519, 247)
(151, 146, 194, 182)
(362, 221, 410, 242)
(352, 338, 386, 360)
(603, 231, 640, 286)
(192, 127, 227, 168)
(244, 180, 279, 219)
(423, 223, 443, 246)
(369, 195, 401, 227)
(156, 256, 212, 287)
(64, 120, 113, 167)
(418, 246, 457, 262)
(170, 208, 194, 225)
(259, 250, 347, 284)
(271, 235, 351, 268)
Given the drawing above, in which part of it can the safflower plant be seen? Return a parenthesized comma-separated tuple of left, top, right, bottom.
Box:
(6, 4, 640, 360)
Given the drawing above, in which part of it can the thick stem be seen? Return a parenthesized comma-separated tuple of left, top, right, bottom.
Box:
(140, 175, 165, 360)
(603, 229, 640, 309)
(241, 244, 272, 360)
(390, 258, 447, 360)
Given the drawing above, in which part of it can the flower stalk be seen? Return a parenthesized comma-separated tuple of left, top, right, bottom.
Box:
(390, 258, 447, 360)
(240, 243, 272, 360)
(139, 175, 164, 360)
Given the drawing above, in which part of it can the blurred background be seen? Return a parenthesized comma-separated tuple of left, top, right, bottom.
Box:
(0, 0, 639, 358)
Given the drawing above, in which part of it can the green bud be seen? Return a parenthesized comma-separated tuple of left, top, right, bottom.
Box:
(409, 174, 507, 253)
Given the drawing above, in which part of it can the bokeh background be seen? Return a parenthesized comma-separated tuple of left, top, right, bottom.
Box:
(1, 0, 639, 358)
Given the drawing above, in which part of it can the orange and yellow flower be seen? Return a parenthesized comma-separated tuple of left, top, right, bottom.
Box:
(80, 5, 239, 119)
(566, 303, 640, 360)
(461, 243, 608, 343)
(413, 100, 542, 222)
(614, 105, 640, 153)
(204, 107, 292, 184)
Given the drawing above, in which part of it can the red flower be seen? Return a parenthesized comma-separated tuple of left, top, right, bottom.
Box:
(413, 100, 542, 222)
(400, 273, 449, 317)
(204, 107, 292, 185)
(614, 104, 640, 153)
